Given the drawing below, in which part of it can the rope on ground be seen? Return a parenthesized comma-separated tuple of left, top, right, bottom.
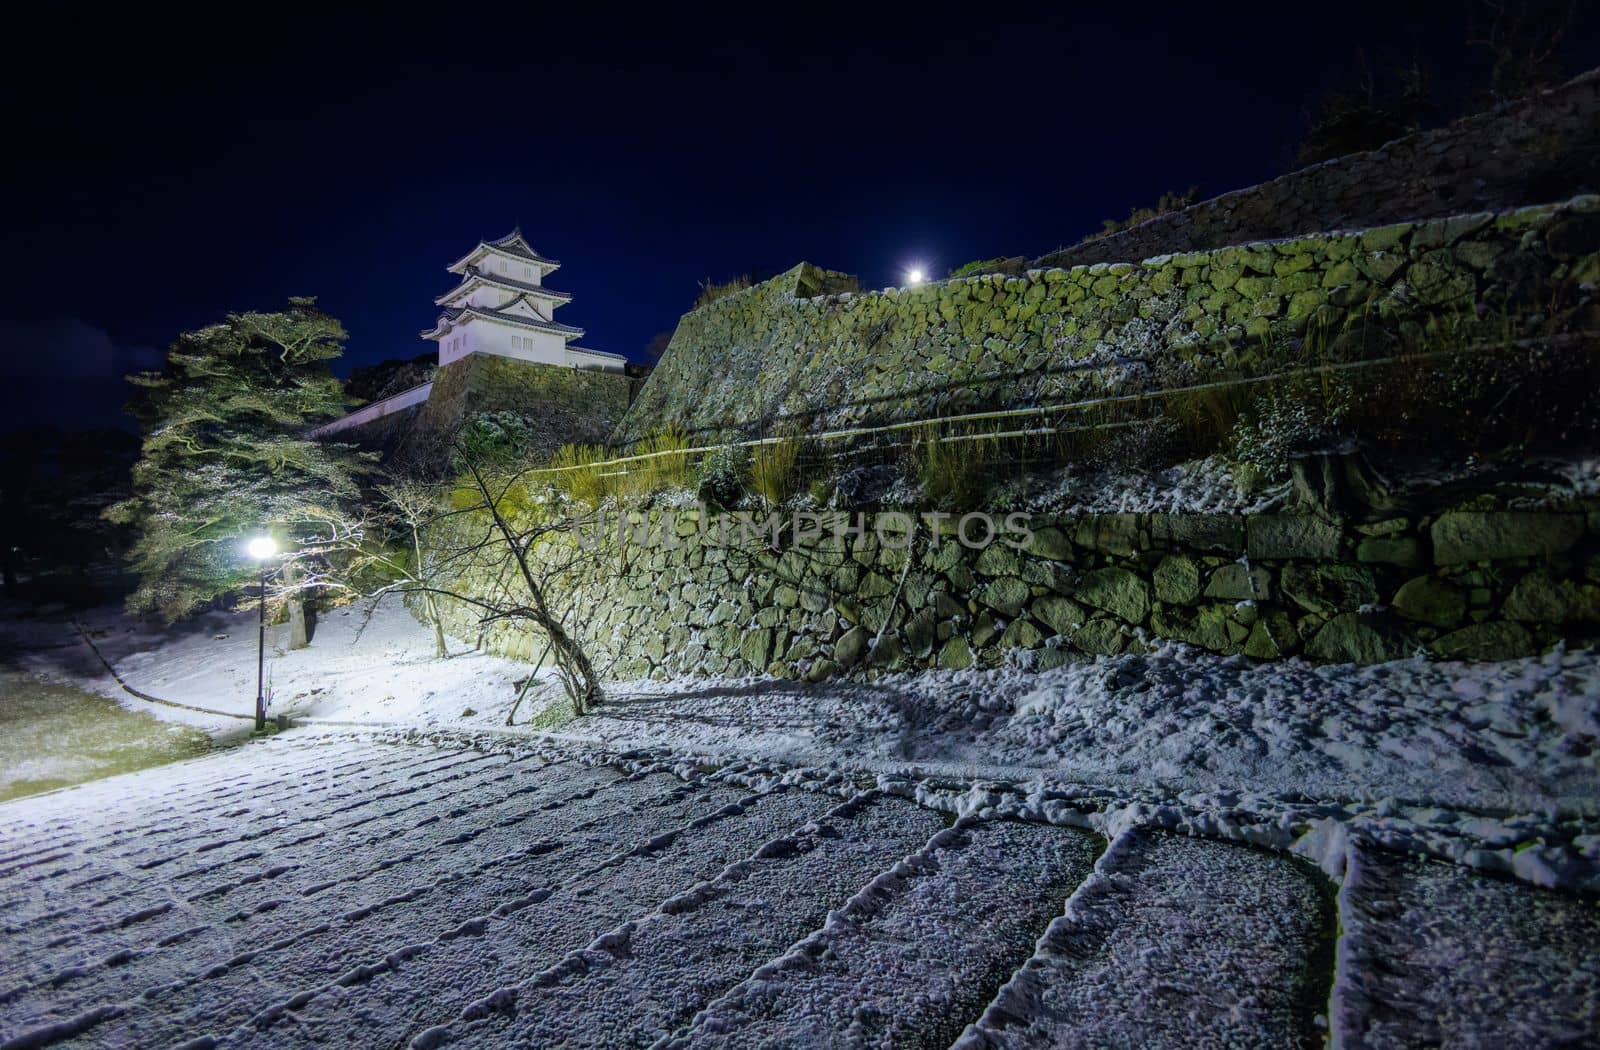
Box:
(71, 621, 256, 721)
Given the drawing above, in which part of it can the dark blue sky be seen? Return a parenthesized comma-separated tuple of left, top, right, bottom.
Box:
(1, 1, 1593, 431)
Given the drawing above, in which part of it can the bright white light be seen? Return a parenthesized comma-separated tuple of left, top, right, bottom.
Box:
(906, 268, 925, 286)
(246, 536, 278, 561)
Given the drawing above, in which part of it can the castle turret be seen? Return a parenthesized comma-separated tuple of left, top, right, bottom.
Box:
(421, 229, 623, 373)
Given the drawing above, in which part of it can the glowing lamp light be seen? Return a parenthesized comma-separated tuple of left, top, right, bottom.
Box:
(246, 536, 278, 561)
(906, 268, 925, 286)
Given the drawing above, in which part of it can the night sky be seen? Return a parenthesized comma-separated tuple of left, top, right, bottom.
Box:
(2, 1, 1594, 432)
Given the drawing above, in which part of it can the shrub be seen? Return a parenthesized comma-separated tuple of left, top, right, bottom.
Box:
(696, 444, 749, 508)
(1087, 186, 1200, 242)
(547, 443, 611, 506)
(1295, 57, 1433, 167)
(751, 433, 802, 507)
(1229, 379, 1355, 481)
(947, 257, 1024, 280)
(457, 411, 542, 466)
(693, 275, 753, 310)
(915, 429, 994, 510)
(627, 427, 692, 498)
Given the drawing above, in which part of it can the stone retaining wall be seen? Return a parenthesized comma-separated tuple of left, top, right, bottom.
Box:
(1036, 70, 1600, 272)
(431, 501, 1600, 680)
(617, 197, 1600, 448)
(394, 352, 632, 466)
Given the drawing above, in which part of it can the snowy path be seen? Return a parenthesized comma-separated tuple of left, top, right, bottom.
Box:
(1, 729, 1596, 1049)
(953, 829, 1334, 1049)
(1331, 844, 1600, 1047)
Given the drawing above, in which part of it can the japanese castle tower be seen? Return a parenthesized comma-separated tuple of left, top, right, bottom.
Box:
(310, 231, 630, 440)
(421, 229, 625, 373)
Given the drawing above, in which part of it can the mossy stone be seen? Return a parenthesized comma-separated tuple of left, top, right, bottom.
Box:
(1305, 613, 1393, 664)
(937, 637, 974, 670)
(1033, 595, 1087, 636)
(1430, 512, 1583, 564)
(1280, 564, 1377, 616)
(1391, 576, 1467, 628)
(1072, 618, 1125, 655)
(834, 626, 869, 668)
(1428, 621, 1535, 662)
(980, 576, 1031, 618)
(1204, 563, 1272, 602)
(1075, 567, 1150, 624)
(1501, 572, 1600, 623)
(1153, 555, 1202, 605)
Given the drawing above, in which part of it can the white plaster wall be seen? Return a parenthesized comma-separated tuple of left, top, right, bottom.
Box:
(472, 320, 568, 365)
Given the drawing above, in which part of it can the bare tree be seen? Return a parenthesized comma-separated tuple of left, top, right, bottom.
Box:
(1469, 0, 1579, 102)
(276, 446, 610, 717)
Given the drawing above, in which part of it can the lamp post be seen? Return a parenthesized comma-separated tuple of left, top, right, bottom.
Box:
(246, 536, 278, 731)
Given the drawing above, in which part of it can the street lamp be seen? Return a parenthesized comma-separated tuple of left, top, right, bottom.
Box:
(246, 536, 278, 731)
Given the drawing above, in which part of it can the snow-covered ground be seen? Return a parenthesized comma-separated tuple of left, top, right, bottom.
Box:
(2, 730, 1594, 1049)
(8, 599, 1600, 892)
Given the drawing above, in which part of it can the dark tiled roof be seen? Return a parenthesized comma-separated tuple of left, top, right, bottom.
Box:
(421, 301, 584, 340)
(435, 267, 573, 304)
(485, 228, 560, 268)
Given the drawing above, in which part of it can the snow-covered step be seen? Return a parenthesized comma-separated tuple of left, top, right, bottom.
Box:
(0, 748, 543, 974)
(1331, 845, 1600, 1047)
(1, 735, 435, 852)
(1, 745, 515, 918)
(669, 817, 1104, 1049)
(214, 785, 844, 1049)
(420, 792, 950, 1050)
(0, 765, 740, 1047)
(955, 829, 1335, 1049)
(1, 739, 486, 887)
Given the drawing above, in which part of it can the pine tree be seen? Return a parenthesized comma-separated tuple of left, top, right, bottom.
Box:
(107, 297, 371, 621)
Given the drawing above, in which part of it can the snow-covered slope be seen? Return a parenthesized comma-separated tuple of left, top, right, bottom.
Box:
(2, 732, 1594, 1049)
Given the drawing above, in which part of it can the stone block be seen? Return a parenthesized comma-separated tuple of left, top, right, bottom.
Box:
(1033, 595, 1087, 636)
(1153, 554, 1202, 605)
(1428, 621, 1535, 662)
(833, 626, 869, 668)
(1280, 564, 1377, 615)
(1072, 618, 1126, 655)
(1356, 536, 1426, 568)
(937, 637, 974, 670)
(1151, 513, 1245, 552)
(1073, 513, 1143, 556)
(1430, 512, 1583, 564)
(1247, 515, 1344, 560)
(1075, 567, 1150, 624)
(1501, 572, 1600, 623)
(1391, 576, 1467, 628)
(1305, 613, 1394, 664)
(980, 576, 1031, 618)
(1204, 563, 1273, 602)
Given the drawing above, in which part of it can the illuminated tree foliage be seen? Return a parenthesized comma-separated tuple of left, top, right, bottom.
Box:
(107, 298, 371, 620)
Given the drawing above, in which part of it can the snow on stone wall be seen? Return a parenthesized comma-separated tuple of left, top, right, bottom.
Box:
(617, 196, 1600, 449)
(1036, 69, 1600, 272)
(429, 501, 1600, 681)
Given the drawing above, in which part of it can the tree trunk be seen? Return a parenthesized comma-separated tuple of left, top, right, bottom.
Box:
(288, 597, 309, 650)
(1289, 448, 1396, 519)
(428, 596, 448, 659)
(285, 564, 309, 650)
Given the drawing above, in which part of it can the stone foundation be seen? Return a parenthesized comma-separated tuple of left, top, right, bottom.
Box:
(431, 500, 1600, 679)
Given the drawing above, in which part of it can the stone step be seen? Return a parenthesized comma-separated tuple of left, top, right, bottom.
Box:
(423, 792, 949, 1049)
(215, 785, 842, 1049)
(667, 817, 1103, 1049)
(0, 767, 746, 1048)
(955, 829, 1335, 1049)
(1330, 844, 1600, 1048)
